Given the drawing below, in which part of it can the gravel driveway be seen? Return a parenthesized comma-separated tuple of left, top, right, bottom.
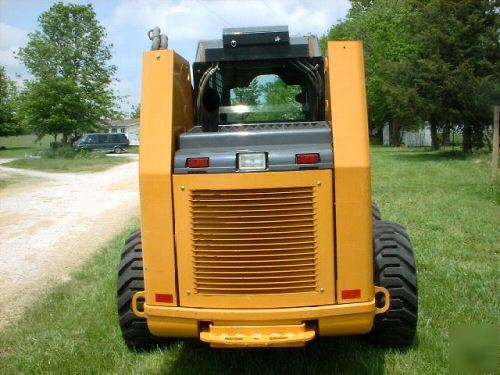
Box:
(0, 158, 139, 329)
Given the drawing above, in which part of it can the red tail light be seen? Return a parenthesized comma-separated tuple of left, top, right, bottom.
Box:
(341, 289, 361, 299)
(295, 153, 320, 164)
(186, 157, 209, 168)
(155, 293, 173, 303)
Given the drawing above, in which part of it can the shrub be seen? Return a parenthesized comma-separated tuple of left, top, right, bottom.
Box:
(49, 141, 63, 150)
(43, 145, 79, 159)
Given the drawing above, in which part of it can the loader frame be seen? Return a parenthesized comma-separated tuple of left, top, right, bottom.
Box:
(134, 41, 389, 347)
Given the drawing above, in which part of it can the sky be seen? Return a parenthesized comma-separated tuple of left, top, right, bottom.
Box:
(0, 0, 350, 114)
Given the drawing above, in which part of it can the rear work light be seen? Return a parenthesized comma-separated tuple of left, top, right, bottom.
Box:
(186, 157, 209, 168)
(295, 153, 320, 164)
(238, 152, 267, 171)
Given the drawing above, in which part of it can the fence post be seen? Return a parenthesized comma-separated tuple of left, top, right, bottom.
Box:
(492, 105, 499, 179)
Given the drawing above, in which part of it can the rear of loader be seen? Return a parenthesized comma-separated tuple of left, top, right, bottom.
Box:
(117, 26, 418, 349)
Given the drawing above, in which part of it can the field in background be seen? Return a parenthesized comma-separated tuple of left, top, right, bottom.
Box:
(0, 134, 132, 172)
(2, 156, 129, 173)
(0, 147, 498, 374)
(0, 134, 55, 159)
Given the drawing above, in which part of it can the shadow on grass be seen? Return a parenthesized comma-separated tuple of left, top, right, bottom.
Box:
(0, 144, 34, 153)
(386, 149, 471, 162)
(161, 336, 393, 375)
(0, 146, 33, 151)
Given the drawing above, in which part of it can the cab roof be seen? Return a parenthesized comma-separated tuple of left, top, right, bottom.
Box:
(195, 25, 321, 63)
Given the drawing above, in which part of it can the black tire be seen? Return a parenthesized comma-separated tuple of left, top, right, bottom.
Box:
(117, 230, 168, 350)
(372, 202, 382, 221)
(114, 146, 122, 154)
(369, 220, 418, 346)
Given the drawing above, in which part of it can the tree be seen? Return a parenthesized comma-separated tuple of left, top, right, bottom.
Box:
(0, 66, 23, 136)
(16, 2, 119, 143)
(260, 78, 302, 121)
(323, 0, 499, 151)
(349, 0, 375, 13)
(130, 103, 140, 119)
(322, 0, 421, 146)
(408, 0, 499, 152)
(230, 79, 262, 122)
(232, 79, 261, 106)
(231, 76, 303, 122)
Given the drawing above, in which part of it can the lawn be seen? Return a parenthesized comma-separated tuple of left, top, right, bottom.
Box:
(0, 134, 55, 159)
(0, 134, 132, 172)
(0, 147, 498, 374)
(2, 155, 130, 173)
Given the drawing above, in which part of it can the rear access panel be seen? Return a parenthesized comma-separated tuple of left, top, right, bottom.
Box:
(172, 170, 335, 308)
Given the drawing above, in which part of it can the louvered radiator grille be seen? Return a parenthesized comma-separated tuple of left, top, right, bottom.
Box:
(190, 187, 318, 295)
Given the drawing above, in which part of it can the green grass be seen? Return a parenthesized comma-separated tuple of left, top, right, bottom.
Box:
(128, 146, 139, 154)
(0, 134, 55, 159)
(0, 147, 498, 374)
(2, 154, 130, 173)
(1, 134, 132, 172)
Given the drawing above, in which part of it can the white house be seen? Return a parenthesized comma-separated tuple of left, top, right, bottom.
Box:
(103, 119, 140, 146)
(383, 124, 432, 147)
(402, 125, 432, 147)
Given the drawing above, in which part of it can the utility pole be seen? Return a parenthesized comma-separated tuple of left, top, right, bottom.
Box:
(492, 105, 499, 179)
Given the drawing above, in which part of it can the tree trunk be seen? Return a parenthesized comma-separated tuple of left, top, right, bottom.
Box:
(430, 123, 440, 150)
(492, 105, 499, 179)
(484, 132, 492, 152)
(62, 133, 69, 145)
(472, 125, 484, 149)
(463, 123, 473, 153)
(376, 126, 383, 145)
(442, 125, 450, 146)
(389, 120, 401, 146)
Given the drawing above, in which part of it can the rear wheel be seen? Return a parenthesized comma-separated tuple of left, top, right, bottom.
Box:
(372, 202, 382, 221)
(114, 146, 122, 154)
(117, 230, 168, 350)
(369, 220, 418, 346)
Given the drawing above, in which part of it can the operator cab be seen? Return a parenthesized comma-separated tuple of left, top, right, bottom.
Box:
(174, 26, 332, 174)
(193, 25, 325, 131)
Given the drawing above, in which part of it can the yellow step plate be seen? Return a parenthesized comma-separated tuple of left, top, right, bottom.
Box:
(200, 323, 315, 348)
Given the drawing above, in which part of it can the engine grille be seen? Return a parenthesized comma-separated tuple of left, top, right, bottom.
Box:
(190, 187, 318, 295)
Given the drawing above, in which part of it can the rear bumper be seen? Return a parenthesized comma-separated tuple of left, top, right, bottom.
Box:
(143, 300, 378, 345)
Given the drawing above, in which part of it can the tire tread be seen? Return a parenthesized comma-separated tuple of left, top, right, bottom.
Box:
(369, 220, 418, 346)
(117, 230, 169, 350)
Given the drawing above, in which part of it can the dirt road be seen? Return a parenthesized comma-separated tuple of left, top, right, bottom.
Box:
(0, 158, 139, 329)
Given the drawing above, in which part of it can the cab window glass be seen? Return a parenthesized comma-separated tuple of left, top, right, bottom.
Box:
(225, 75, 303, 123)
